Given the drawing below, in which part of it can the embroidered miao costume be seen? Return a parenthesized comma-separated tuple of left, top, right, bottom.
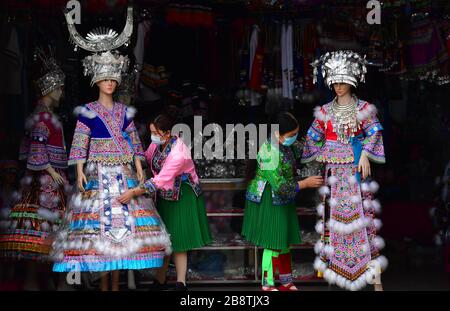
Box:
(242, 138, 303, 288)
(51, 6, 171, 272)
(0, 50, 67, 261)
(142, 136, 212, 252)
(303, 51, 387, 291)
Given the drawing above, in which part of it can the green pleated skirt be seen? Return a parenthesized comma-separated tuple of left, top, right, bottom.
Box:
(241, 185, 301, 250)
(156, 183, 212, 252)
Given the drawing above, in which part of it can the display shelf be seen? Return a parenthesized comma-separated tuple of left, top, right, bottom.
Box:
(194, 178, 325, 285)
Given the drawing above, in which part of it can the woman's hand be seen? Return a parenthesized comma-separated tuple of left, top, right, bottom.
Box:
(358, 153, 371, 180)
(117, 189, 136, 205)
(299, 176, 324, 189)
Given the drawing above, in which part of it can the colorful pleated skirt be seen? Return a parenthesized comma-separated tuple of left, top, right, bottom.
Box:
(51, 162, 171, 272)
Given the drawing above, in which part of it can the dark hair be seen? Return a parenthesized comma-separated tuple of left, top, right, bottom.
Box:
(151, 113, 176, 133)
(277, 112, 299, 135)
(246, 112, 299, 183)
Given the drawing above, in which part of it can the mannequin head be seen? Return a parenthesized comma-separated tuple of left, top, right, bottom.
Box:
(96, 79, 118, 96)
(333, 83, 353, 98)
(42, 86, 64, 109)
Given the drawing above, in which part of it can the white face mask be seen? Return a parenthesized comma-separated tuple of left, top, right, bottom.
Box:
(151, 134, 165, 145)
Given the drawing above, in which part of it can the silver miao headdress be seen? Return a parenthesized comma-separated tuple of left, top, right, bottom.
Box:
(35, 46, 65, 96)
(311, 50, 368, 89)
(64, 5, 133, 86)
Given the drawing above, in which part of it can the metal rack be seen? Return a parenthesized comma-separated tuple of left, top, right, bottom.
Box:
(169, 178, 326, 285)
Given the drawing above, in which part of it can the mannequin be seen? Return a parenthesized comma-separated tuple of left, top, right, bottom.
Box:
(303, 50, 387, 291)
(0, 69, 68, 291)
(51, 5, 171, 291)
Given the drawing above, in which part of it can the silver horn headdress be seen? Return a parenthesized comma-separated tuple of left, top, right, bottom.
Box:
(311, 50, 368, 89)
(35, 46, 65, 96)
(64, 5, 133, 86)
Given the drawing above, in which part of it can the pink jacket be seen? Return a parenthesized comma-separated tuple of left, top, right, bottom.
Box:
(143, 136, 201, 200)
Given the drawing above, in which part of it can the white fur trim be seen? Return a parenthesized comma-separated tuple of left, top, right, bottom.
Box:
(328, 198, 338, 208)
(369, 181, 380, 193)
(363, 199, 372, 211)
(361, 182, 370, 193)
(314, 241, 324, 254)
(329, 217, 373, 235)
(324, 245, 335, 257)
(374, 219, 383, 231)
(319, 186, 330, 197)
(327, 175, 338, 186)
(373, 236, 386, 250)
(315, 221, 324, 234)
(313, 257, 327, 272)
(316, 203, 325, 216)
(313, 106, 326, 121)
(73, 106, 96, 119)
(126, 106, 137, 119)
(372, 199, 382, 214)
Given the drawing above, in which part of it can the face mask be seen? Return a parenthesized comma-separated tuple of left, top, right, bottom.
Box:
(151, 135, 165, 145)
(281, 133, 298, 146)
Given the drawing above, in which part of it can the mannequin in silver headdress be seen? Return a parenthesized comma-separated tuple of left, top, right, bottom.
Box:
(0, 47, 68, 290)
(301, 51, 387, 291)
(50, 5, 171, 292)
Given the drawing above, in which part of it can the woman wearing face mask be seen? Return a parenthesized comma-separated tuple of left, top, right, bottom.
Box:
(242, 112, 324, 291)
(118, 113, 212, 291)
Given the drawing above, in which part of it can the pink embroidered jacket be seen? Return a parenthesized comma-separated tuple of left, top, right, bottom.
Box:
(143, 136, 201, 201)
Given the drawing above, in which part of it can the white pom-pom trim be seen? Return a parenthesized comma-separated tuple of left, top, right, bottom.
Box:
(313, 106, 326, 121)
(329, 217, 372, 234)
(361, 182, 370, 193)
(314, 241, 324, 254)
(316, 204, 324, 216)
(373, 236, 385, 250)
(315, 255, 388, 291)
(374, 219, 383, 231)
(363, 199, 372, 211)
(327, 176, 338, 186)
(73, 106, 96, 119)
(372, 200, 382, 214)
(369, 181, 380, 193)
(315, 221, 324, 234)
(328, 198, 338, 208)
(126, 106, 137, 119)
(318, 186, 330, 197)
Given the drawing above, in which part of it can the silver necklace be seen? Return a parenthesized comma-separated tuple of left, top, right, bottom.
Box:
(330, 96, 360, 144)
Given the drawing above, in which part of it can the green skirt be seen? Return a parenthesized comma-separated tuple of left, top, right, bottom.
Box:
(157, 183, 212, 252)
(241, 185, 301, 250)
